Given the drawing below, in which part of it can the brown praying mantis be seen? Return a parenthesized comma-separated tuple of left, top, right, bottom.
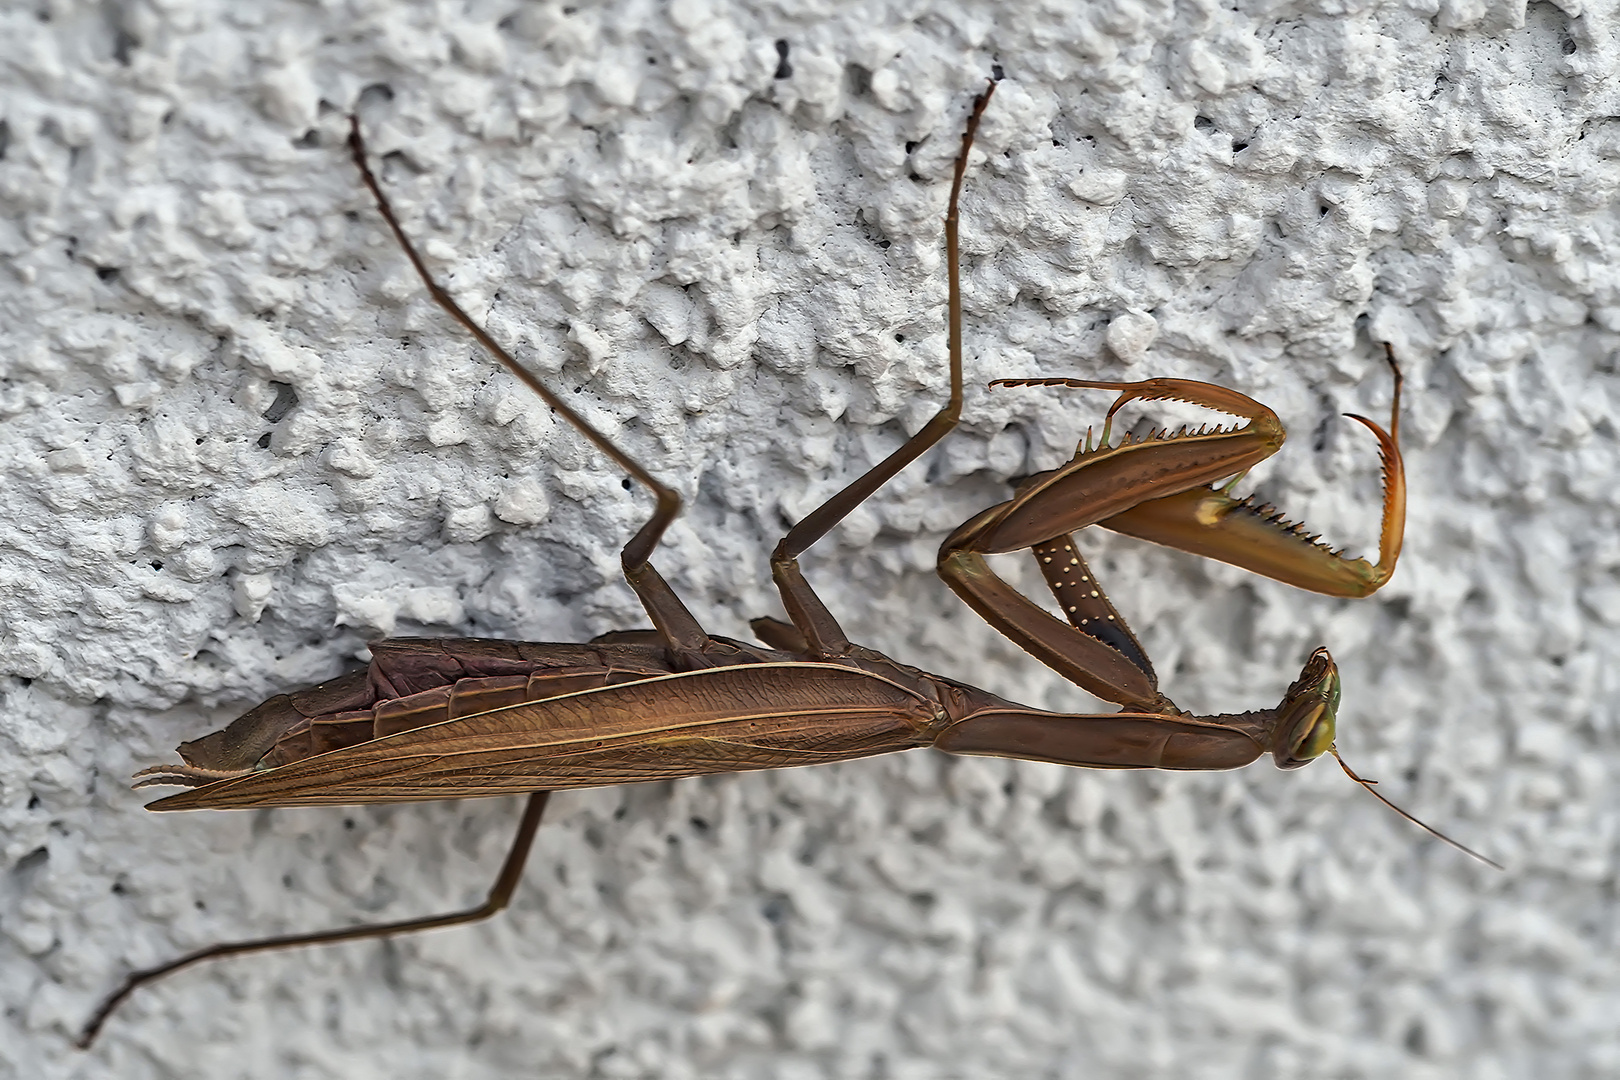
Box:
(78, 80, 1496, 1049)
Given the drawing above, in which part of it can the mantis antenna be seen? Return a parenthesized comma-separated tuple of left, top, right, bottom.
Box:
(1329, 746, 1503, 870)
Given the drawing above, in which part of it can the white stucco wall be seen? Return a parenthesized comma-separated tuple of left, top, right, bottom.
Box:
(4, 1, 1617, 1076)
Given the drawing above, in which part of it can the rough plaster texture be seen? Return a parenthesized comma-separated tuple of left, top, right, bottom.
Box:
(2, 0, 1618, 1077)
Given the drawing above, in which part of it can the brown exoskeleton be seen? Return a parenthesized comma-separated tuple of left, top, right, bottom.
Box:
(79, 79, 1494, 1048)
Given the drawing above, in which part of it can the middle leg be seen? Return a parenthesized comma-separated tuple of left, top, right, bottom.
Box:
(768, 80, 998, 656)
(348, 119, 715, 663)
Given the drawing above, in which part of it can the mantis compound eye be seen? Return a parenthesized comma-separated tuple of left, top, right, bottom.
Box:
(1284, 702, 1335, 766)
(1271, 647, 1341, 770)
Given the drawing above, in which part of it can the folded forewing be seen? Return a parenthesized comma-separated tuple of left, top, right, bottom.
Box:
(147, 663, 942, 810)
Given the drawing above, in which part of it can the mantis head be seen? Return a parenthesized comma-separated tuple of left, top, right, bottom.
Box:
(1271, 647, 1504, 869)
(1270, 646, 1340, 770)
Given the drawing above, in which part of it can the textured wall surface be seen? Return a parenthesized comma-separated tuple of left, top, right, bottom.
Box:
(3, 1, 1617, 1077)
